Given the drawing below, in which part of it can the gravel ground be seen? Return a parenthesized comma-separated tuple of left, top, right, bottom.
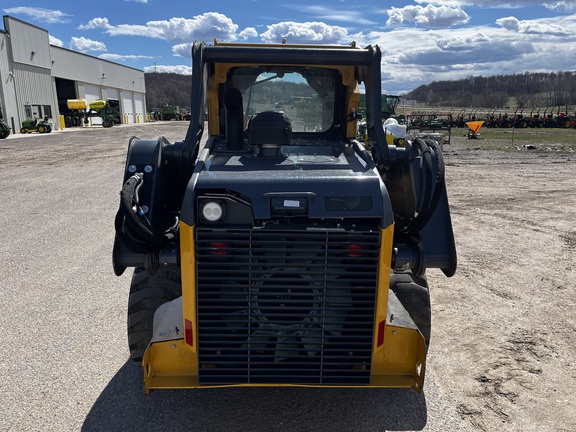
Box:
(0, 122, 574, 431)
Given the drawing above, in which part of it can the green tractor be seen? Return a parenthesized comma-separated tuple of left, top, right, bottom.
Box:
(160, 104, 182, 121)
(0, 119, 10, 139)
(89, 100, 121, 128)
(20, 116, 52, 134)
(359, 94, 405, 123)
(554, 108, 576, 129)
(0, 109, 10, 139)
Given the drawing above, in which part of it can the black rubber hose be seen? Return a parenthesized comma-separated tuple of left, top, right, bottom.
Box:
(414, 137, 433, 216)
(399, 137, 445, 236)
(115, 173, 178, 252)
(412, 137, 445, 232)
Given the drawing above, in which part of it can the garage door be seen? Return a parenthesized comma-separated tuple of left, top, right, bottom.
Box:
(134, 93, 144, 123)
(121, 92, 134, 124)
(107, 88, 120, 100)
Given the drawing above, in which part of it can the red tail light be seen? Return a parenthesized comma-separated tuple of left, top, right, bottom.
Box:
(210, 241, 228, 255)
(347, 244, 364, 257)
(377, 319, 386, 347)
(185, 318, 194, 347)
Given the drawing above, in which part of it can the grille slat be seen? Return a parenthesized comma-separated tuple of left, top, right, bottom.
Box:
(196, 227, 379, 385)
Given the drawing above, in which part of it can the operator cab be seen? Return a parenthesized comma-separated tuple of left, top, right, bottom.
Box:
(218, 66, 349, 155)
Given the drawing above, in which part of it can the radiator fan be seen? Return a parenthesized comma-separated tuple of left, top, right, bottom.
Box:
(221, 268, 352, 362)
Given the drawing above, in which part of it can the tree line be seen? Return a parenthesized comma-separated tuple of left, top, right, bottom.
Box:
(404, 71, 576, 109)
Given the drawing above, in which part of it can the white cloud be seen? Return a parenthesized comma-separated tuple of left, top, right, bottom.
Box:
(70, 36, 107, 53)
(3, 7, 72, 24)
(143, 64, 192, 74)
(171, 43, 193, 58)
(239, 27, 258, 40)
(260, 22, 349, 44)
(360, 12, 576, 93)
(386, 4, 470, 28)
(435, 32, 491, 51)
(49, 35, 64, 47)
(79, 13, 238, 43)
(496, 16, 567, 35)
(75, 10, 576, 95)
(551, 1, 576, 10)
(415, 0, 576, 10)
(99, 53, 154, 61)
(284, 5, 379, 26)
(79, 17, 111, 30)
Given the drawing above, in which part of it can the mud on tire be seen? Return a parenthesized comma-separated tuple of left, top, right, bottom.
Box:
(127, 267, 182, 363)
(390, 271, 431, 349)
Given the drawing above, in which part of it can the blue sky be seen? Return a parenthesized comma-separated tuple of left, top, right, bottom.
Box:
(2, 0, 576, 94)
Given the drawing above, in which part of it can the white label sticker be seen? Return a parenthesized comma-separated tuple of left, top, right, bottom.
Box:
(284, 199, 300, 208)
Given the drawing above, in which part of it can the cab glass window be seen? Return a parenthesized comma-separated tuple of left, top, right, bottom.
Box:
(230, 66, 336, 133)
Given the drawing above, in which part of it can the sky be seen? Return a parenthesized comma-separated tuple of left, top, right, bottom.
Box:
(2, 0, 576, 94)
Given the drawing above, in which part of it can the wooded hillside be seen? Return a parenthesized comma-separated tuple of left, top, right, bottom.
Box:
(405, 71, 576, 108)
(145, 73, 191, 109)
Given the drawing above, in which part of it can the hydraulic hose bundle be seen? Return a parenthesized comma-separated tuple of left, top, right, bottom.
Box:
(399, 136, 446, 237)
(114, 173, 178, 254)
(403, 138, 445, 234)
(385, 136, 450, 277)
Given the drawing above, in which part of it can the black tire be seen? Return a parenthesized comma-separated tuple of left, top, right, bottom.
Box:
(390, 271, 431, 350)
(127, 267, 182, 363)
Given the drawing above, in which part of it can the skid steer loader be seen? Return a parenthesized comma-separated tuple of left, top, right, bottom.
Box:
(113, 40, 457, 394)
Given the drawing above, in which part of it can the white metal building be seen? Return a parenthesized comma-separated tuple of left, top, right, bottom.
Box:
(0, 15, 146, 133)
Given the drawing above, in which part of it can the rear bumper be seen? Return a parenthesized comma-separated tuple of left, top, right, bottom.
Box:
(141, 293, 426, 394)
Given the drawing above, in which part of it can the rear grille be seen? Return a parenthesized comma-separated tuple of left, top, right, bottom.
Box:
(195, 227, 380, 385)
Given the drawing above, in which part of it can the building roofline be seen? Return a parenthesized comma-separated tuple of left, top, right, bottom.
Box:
(3, 14, 143, 74)
(51, 45, 144, 73)
(3, 15, 49, 34)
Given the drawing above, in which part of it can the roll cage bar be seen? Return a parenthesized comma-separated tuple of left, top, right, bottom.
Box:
(178, 41, 391, 173)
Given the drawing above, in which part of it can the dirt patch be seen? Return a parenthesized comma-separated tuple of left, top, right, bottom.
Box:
(426, 126, 576, 431)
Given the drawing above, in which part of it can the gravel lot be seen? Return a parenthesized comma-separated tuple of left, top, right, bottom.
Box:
(0, 122, 574, 431)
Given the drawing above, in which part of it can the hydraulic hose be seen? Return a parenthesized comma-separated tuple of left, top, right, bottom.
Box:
(398, 137, 445, 236)
(114, 173, 178, 253)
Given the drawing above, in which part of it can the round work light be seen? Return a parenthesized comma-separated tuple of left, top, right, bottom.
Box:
(202, 201, 223, 222)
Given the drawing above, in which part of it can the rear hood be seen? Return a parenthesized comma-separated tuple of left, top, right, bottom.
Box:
(180, 145, 393, 224)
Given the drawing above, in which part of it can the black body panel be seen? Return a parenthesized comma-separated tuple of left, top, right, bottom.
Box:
(180, 141, 394, 226)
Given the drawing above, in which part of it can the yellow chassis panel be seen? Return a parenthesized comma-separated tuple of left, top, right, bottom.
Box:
(143, 339, 198, 394)
(143, 325, 425, 393)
